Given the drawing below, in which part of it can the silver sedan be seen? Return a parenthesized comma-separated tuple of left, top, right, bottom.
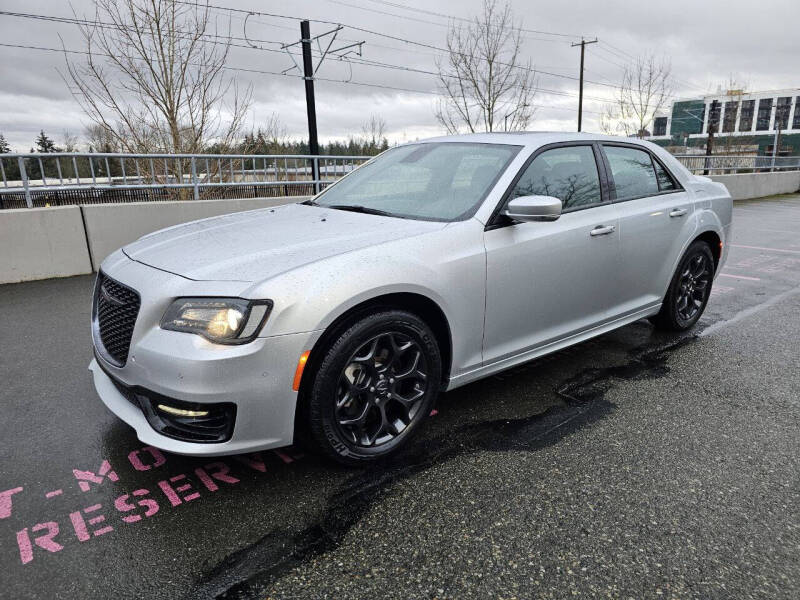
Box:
(89, 132, 732, 464)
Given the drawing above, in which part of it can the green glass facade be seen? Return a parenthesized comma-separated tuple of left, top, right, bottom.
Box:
(669, 100, 706, 138)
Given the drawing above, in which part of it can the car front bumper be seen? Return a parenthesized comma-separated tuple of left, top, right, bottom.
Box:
(89, 251, 321, 456)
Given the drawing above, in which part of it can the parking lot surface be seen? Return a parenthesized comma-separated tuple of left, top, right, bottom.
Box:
(1, 194, 799, 599)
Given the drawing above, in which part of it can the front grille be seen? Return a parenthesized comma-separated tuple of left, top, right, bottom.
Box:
(93, 272, 141, 366)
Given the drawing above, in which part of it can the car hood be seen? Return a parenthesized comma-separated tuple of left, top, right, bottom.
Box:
(122, 203, 447, 282)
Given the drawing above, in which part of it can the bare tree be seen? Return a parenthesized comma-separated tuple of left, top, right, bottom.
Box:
(361, 115, 387, 147)
(85, 123, 120, 152)
(602, 53, 673, 138)
(62, 131, 80, 152)
(435, 0, 537, 133)
(64, 0, 251, 154)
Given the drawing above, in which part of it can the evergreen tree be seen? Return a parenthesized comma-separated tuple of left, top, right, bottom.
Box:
(0, 133, 10, 153)
(35, 130, 58, 153)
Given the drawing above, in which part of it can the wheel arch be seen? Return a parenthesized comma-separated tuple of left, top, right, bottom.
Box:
(297, 292, 453, 401)
(693, 230, 722, 270)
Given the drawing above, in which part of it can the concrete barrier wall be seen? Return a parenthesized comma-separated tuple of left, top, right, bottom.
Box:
(710, 172, 800, 201)
(0, 197, 305, 284)
(81, 196, 305, 269)
(0, 206, 93, 283)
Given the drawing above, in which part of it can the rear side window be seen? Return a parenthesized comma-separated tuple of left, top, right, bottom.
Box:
(511, 145, 602, 210)
(604, 146, 659, 200)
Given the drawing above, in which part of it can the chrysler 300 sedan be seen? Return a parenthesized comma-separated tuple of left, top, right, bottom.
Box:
(89, 132, 732, 464)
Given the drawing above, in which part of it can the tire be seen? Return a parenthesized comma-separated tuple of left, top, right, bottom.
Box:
(305, 310, 442, 465)
(650, 240, 715, 331)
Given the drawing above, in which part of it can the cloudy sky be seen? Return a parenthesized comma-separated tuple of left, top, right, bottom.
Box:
(0, 0, 798, 151)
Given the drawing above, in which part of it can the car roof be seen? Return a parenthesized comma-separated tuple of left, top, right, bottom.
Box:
(419, 131, 651, 149)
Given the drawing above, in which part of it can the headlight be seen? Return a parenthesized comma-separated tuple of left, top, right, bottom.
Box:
(160, 298, 272, 344)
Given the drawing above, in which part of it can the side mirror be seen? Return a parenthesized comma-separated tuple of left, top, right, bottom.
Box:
(502, 195, 562, 222)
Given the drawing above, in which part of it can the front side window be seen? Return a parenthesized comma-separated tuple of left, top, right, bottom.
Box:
(312, 142, 520, 221)
(604, 146, 659, 200)
(511, 145, 602, 211)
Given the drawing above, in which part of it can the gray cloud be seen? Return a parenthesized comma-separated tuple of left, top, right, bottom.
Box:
(0, 0, 798, 150)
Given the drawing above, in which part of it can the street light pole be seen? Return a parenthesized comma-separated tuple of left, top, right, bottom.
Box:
(571, 38, 597, 132)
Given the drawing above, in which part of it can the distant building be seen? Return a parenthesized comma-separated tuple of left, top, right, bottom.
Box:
(646, 89, 800, 155)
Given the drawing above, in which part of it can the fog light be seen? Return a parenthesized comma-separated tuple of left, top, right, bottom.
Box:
(156, 404, 210, 418)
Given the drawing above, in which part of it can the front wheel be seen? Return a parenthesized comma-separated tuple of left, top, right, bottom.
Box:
(650, 240, 715, 331)
(305, 310, 441, 465)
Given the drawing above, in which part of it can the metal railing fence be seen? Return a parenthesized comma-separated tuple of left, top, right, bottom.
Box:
(674, 154, 800, 175)
(3, 151, 798, 209)
(0, 152, 370, 209)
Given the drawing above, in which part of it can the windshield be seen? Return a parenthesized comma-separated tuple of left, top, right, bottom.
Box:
(311, 142, 520, 221)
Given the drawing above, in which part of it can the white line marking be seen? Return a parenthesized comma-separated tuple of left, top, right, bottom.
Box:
(700, 283, 800, 337)
(730, 244, 800, 255)
(718, 273, 761, 281)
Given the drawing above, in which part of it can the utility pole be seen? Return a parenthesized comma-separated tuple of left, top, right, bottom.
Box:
(281, 22, 363, 192)
(300, 20, 319, 186)
(571, 38, 597, 132)
(704, 99, 720, 176)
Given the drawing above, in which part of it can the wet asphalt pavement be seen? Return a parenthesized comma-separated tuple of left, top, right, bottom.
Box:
(1, 194, 799, 599)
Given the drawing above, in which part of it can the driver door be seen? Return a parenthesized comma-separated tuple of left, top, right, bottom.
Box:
(483, 143, 622, 365)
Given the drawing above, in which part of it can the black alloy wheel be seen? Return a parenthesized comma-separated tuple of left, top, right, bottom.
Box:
(304, 310, 441, 464)
(675, 253, 713, 322)
(335, 332, 429, 447)
(651, 240, 715, 331)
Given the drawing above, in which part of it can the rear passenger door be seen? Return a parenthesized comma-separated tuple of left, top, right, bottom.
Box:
(600, 144, 693, 315)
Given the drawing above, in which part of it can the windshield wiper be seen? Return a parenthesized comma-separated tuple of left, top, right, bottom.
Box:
(301, 199, 319, 206)
(325, 204, 399, 218)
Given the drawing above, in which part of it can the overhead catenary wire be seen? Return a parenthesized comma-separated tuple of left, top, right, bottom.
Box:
(169, 1, 633, 92)
(323, 0, 586, 44)
(5, 5, 688, 121)
(0, 41, 606, 115)
(0, 7, 627, 109)
(169, 0, 707, 102)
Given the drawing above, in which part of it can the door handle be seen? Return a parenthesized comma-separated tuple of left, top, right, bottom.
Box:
(590, 225, 616, 237)
(670, 208, 688, 218)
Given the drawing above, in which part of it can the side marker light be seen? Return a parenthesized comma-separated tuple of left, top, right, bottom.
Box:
(292, 351, 311, 391)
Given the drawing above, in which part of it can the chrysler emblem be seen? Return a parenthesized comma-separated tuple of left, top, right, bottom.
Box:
(100, 283, 126, 307)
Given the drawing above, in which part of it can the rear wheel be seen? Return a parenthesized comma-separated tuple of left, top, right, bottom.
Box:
(305, 310, 441, 465)
(650, 240, 715, 331)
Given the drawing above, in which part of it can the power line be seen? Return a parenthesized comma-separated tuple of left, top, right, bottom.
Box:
(361, 0, 589, 39)
(0, 41, 606, 114)
(0, 8, 284, 50)
(0, 7, 620, 105)
(172, 0, 705, 102)
(325, 0, 583, 44)
(1, 3, 634, 98)
(172, 1, 625, 91)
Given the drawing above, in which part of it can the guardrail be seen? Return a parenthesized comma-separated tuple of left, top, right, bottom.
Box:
(674, 154, 800, 175)
(0, 152, 370, 209)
